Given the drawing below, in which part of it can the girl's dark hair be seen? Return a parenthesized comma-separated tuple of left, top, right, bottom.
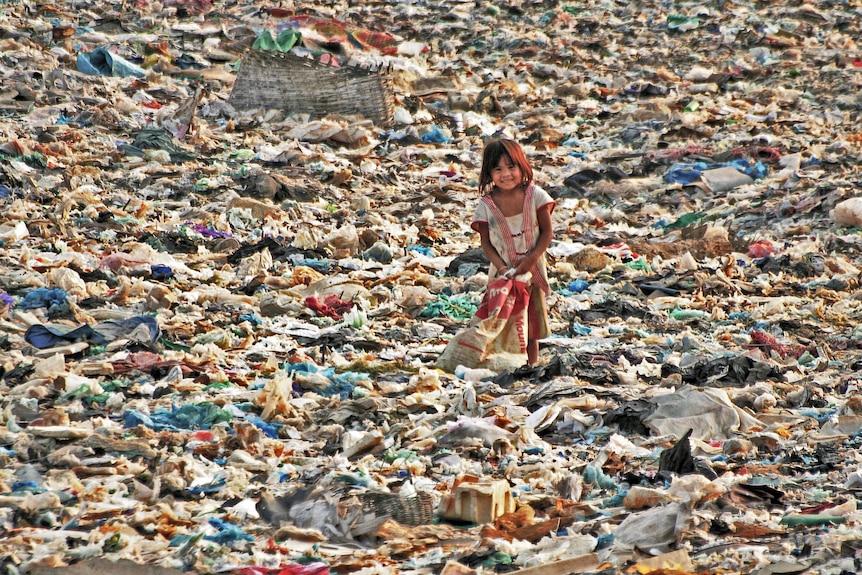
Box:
(478, 138, 533, 195)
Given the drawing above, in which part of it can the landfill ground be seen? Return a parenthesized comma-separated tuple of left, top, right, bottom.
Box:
(2, 1, 862, 574)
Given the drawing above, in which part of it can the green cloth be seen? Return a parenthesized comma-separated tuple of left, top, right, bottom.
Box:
(421, 294, 478, 320)
(252, 30, 302, 53)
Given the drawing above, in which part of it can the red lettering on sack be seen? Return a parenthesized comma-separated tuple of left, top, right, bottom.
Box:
(487, 285, 509, 299)
(515, 317, 526, 352)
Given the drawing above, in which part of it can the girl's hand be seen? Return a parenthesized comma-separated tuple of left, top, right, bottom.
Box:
(513, 255, 534, 276)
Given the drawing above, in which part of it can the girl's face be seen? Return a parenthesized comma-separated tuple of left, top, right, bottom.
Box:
(491, 154, 522, 193)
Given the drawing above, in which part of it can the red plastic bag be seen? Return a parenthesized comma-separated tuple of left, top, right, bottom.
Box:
(747, 240, 776, 258)
(436, 273, 530, 373)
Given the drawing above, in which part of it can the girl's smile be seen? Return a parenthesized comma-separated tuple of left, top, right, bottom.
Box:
(491, 156, 523, 192)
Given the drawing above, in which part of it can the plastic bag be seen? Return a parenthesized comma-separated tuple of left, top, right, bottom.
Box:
(435, 273, 530, 373)
(77, 46, 146, 78)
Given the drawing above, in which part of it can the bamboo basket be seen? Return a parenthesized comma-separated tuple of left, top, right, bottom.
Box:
(228, 49, 395, 126)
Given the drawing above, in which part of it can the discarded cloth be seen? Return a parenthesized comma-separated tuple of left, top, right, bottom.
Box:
(77, 46, 146, 78)
(24, 316, 161, 349)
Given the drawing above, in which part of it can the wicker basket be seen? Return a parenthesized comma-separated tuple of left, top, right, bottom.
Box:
(228, 49, 395, 126)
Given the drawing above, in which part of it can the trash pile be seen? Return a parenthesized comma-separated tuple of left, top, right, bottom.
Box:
(3, 0, 862, 574)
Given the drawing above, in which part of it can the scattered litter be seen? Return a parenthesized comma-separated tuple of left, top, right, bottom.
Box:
(3, 1, 862, 574)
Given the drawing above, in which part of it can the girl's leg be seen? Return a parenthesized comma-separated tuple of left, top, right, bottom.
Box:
(526, 285, 548, 366)
(527, 338, 539, 365)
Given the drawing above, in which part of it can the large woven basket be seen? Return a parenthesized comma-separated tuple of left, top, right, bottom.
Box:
(228, 49, 395, 126)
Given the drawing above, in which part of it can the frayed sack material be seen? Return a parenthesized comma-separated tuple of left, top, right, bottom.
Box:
(436, 273, 531, 373)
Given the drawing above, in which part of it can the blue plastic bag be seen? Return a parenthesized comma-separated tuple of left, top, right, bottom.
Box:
(77, 46, 146, 78)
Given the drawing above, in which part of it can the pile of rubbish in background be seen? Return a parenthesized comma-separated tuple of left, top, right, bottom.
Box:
(3, 0, 862, 574)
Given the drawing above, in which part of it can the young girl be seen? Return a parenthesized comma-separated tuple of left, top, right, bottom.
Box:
(471, 138, 555, 366)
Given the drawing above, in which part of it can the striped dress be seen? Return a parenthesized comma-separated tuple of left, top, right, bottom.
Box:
(471, 184, 555, 340)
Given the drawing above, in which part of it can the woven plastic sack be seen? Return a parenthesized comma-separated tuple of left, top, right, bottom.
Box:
(436, 273, 530, 373)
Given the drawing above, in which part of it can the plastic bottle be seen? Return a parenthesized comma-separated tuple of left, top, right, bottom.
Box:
(454, 365, 497, 382)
